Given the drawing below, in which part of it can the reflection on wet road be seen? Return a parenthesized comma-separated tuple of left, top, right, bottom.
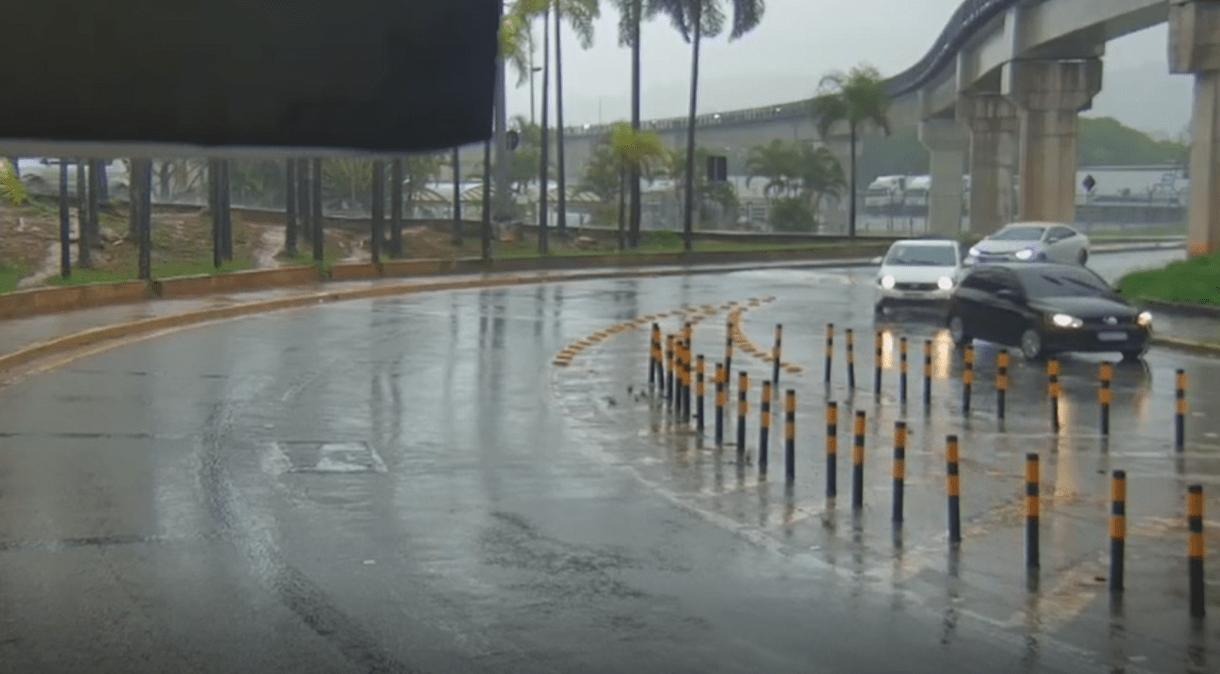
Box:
(1, 250, 1216, 672)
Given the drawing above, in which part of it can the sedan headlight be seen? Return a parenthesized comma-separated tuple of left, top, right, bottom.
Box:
(937, 276, 954, 291)
(1050, 313, 1083, 329)
(1137, 311, 1153, 328)
(880, 275, 896, 290)
(1015, 248, 1035, 261)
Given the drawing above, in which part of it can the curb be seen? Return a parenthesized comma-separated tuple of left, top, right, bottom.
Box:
(1144, 299, 1220, 319)
(0, 258, 872, 377)
(1151, 335, 1220, 356)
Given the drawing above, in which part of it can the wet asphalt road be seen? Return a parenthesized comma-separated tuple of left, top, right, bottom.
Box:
(1, 250, 1218, 673)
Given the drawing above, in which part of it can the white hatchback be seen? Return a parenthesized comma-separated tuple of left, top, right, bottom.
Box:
(875, 239, 964, 312)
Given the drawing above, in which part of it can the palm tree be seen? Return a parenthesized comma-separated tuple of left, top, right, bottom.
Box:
(606, 123, 668, 248)
(797, 144, 846, 223)
(745, 140, 800, 201)
(810, 65, 891, 239)
(652, 0, 765, 250)
(551, 0, 599, 240)
(611, 0, 665, 248)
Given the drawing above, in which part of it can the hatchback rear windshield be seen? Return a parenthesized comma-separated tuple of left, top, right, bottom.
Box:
(991, 226, 1045, 241)
(884, 244, 956, 266)
(1018, 268, 1113, 299)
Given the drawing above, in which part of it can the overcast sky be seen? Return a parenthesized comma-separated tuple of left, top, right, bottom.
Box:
(506, 0, 1192, 136)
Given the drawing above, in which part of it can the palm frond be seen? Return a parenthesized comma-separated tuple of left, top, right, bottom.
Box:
(728, 0, 764, 39)
(0, 160, 28, 206)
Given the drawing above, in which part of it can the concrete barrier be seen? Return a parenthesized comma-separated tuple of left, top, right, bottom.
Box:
(0, 281, 150, 320)
(153, 266, 320, 298)
(328, 263, 382, 282)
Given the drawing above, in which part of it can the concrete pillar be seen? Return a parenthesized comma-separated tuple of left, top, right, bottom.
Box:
(1003, 59, 1102, 224)
(918, 119, 969, 236)
(959, 94, 1018, 235)
(1170, 0, 1220, 256)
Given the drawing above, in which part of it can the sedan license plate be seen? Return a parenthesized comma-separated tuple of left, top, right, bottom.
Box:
(1098, 331, 1128, 343)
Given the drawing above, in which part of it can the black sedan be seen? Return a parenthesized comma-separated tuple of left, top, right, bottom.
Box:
(946, 264, 1153, 360)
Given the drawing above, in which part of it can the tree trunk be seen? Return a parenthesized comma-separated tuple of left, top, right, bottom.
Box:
(311, 158, 324, 262)
(554, 5, 567, 239)
(285, 159, 298, 257)
(493, 53, 512, 224)
(136, 159, 152, 280)
(129, 160, 140, 240)
(390, 158, 404, 257)
(86, 160, 101, 248)
(849, 124, 858, 239)
(370, 160, 384, 264)
(537, 8, 551, 254)
(482, 139, 493, 261)
(58, 160, 71, 279)
(617, 167, 627, 251)
(681, 7, 703, 252)
(209, 159, 221, 268)
(219, 160, 233, 261)
(75, 159, 88, 269)
(629, 1, 642, 248)
(158, 161, 172, 200)
(451, 147, 463, 245)
(301, 159, 314, 243)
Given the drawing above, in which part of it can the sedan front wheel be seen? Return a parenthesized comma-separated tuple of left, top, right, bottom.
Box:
(1020, 328, 1045, 361)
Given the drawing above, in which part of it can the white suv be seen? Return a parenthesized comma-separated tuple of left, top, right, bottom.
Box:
(875, 239, 964, 313)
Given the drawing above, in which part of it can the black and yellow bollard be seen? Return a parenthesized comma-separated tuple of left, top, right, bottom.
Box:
(1026, 453, 1040, 569)
(675, 339, 685, 420)
(962, 344, 975, 414)
(714, 364, 725, 446)
(996, 350, 1010, 421)
(826, 402, 839, 499)
(736, 371, 749, 454)
(724, 321, 734, 403)
(759, 381, 772, 474)
(784, 390, 797, 483)
(893, 421, 907, 523)
(825, 323, 835, 385)
(946, 435, 961, 544)
(899, 337, 909, 405)
(1176, 369, 1188, 452)
(772, 324, 783, 391)
(922, 339, 933, 408)
(1188, 484, 1205, 617)
(696, 355, 706, 433)
(873, 330, 884, 397)
(852, 411, 866, 510)
(650, 323, 661, 392)
(846, 328, 857, 390)
(1099, 361, 1114, 436)
(1048, 359, 1061, 433)
(1110, 470, 1126, 593)
(665, 335, 675, 409)
(683, 323, 694, 420)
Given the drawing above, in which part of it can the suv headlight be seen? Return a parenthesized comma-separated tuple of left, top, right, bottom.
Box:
(1051, 313, 1083, 329)
(1015, 248, 1035, 261)
(1137, 311, 1153, 328)
(880, 275, 896, 290)
(968, 246, 980, 257)
(937, 276, 954, 291)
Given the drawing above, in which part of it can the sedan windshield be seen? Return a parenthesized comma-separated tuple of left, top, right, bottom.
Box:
(884, 244, 956, 266)
(990, 226, 1045, 241)
(1019, 268, 1113, 299)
